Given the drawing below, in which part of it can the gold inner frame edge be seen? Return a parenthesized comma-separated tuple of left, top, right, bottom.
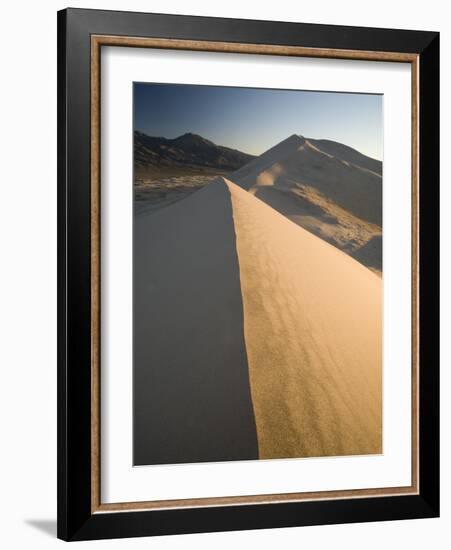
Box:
(90, 35, 420, 514)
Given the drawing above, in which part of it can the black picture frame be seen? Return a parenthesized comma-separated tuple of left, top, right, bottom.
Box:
(57, 7, 439, 541)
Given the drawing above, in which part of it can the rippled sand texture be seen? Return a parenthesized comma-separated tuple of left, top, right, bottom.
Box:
(225, 177, 382, 459)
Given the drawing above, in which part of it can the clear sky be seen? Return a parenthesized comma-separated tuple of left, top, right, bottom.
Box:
(134, 82, 383, 161)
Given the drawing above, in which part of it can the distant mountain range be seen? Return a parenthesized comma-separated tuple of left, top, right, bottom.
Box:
(134, 131, 255, 171)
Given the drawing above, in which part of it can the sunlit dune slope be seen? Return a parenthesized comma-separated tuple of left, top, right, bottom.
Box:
(223, 176, 382, 459)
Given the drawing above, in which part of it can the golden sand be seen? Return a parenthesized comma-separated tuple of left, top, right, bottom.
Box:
(224, 177, 382, 459)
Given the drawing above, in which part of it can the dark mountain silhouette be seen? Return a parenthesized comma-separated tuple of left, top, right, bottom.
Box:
(134, 131, 255, 171)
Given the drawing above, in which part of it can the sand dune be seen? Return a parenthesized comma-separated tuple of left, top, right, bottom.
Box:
(134, 176, 382, 463)
(230, 135, 382, 272)
(223, 176, 382, 459)
(231, 134, 303, 184)
(232, 135, 381, 224)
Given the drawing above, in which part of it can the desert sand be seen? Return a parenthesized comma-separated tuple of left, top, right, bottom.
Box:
(134, 172, 219, 215)
(223, 176, 382, 458)
(134, 173, 382, 463)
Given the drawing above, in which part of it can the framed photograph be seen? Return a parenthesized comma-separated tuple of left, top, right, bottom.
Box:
(57, 8, 439, 541)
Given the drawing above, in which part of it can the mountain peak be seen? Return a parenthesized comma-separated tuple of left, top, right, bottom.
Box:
(231, 134, 306, 185)
(287, 133, 305, 143)
(173, 132, 214, 145)
(177, 132, 199, 138)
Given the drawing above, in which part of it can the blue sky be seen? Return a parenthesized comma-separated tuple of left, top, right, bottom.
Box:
(134, 82, 383, 160)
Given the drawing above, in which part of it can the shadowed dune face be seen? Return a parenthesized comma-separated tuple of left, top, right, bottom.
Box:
(351, 234, 383, 272)
(230, 135, 382, 274)
(133, 180, 258, 465)
(223, 177, 382, 459)
(249, 185, 381, 267)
